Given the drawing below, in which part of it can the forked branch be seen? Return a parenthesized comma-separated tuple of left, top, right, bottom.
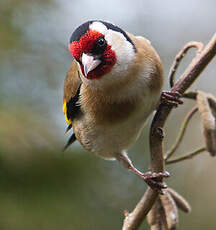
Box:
(122, 33, 216, 230)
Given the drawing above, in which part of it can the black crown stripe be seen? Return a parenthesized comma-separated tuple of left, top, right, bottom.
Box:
(69, 20, 136, 52)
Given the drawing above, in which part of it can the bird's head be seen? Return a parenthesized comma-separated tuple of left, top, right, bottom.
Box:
(69, 20, 136, 87)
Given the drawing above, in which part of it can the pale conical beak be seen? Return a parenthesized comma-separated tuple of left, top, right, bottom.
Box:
(81, 53, 101, 77)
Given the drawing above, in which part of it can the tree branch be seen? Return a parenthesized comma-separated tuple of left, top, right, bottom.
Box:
(166, 146, 206, 165)
(122, 33, 216, 230)
(169, 42, 203, 88)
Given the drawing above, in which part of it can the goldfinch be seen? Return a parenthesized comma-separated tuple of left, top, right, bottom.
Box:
(63, 20, 172, 191)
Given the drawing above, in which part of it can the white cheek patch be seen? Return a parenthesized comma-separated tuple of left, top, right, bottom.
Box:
(89, 22, 135, 75)
(89, 21, 108, 35)
(105, 30, 135, 74)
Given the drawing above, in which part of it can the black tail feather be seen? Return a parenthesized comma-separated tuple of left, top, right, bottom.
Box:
(63, 133, 76, 151)
(65, 124, 72, 134)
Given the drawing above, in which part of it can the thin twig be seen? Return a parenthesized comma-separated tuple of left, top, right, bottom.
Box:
(171, 33, 216, 94)
(184, 91, 216, 115)
(165, 106, 198, 161)
(169, 42, 203, 88)
(122, 33, 216, 230)
(167, 188, 191, 213)
(166, 146, 206, 164)
(197, 91, 216, 156)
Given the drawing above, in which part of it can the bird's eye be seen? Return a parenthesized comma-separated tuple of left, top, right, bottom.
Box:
(97, 37, 106, 47)
(92, 37, 107, 55)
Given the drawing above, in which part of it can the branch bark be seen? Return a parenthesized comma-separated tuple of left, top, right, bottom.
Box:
(122, 33, 216, 230)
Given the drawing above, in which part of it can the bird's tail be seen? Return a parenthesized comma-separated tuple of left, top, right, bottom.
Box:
(63, 133, 76, 152)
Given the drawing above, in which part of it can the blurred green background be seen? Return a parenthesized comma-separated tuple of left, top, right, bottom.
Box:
(0, 0, 216, 229)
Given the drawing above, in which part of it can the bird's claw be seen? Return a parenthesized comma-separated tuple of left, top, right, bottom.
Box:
(141, 171, 170, 194)
(160, 91, 183, 107)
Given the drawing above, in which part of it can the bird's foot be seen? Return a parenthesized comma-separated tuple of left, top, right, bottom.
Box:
(128, 163, 170, 194)
(159, 91, 183, 108)
(141, 171, 170, 194)
(117, 154, 170, 194)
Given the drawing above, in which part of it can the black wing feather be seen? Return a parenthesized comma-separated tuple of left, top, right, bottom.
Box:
(66, 84, 81, 121)
(63, 84, 82, 151)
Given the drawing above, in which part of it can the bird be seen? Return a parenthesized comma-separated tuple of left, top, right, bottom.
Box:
(62, 20, 180, 192)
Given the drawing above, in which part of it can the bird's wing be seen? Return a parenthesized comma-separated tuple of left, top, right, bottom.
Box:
(63, 60, 82, 151)
(63, 60, 82, 126)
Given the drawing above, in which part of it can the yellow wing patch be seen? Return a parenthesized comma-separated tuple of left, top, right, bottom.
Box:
(63, 100, 72, 125)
